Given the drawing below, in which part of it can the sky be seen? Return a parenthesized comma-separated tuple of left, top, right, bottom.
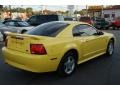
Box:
(10, 5, 86, 11)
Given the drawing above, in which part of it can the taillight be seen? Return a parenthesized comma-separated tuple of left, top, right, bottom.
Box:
(30, 44, 47, 55)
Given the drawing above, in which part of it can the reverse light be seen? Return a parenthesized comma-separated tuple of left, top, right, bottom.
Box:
(30, 44, 47, 55)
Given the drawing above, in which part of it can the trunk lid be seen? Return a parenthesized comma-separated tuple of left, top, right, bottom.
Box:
(5, 32, 48, 54)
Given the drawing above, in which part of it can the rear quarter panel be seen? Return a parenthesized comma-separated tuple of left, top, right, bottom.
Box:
(41, 38, 81, 65)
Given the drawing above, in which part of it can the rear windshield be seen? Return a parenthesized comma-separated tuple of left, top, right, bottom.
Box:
(26, 22, 69, 37)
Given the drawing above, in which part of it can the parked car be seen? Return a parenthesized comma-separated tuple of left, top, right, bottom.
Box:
(0, 21, 5, 27)
(0, 20, 34, 41)
(2, 21, 115, 76)
(27, 15, 64, 26)
(2, 20, 34, 34)
(0, 31, 3, 41)
(110, 17, 120, 29)
(93, 18, 110, 29)
(79, 16, 93, 24)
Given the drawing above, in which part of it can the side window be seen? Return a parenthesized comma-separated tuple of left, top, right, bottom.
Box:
(29, 16, 36, 22)
(5, 21, 15, 26)
(73, 25, 87, 36)
(73, 24, 97, 37)
(85, 26, 97, 35)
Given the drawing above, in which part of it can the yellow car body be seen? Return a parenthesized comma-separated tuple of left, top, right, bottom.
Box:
(2, 21, 115, 74)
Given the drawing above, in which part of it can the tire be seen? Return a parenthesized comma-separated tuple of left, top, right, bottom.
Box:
(106, 40, 114, 56)
(57, 51, 77, 76)
(105, 27, 109, 30)
(112, 25, 116, 30)
(21, 30, 27, 34)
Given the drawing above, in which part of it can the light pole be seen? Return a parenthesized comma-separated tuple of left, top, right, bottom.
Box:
(101, 5, 104, 18)
(86, 5, 88, 16)
(9, 5, 12, 19)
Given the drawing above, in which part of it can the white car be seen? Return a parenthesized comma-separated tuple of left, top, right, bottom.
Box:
(0, 31, 3, 41)
(1, 20, 34, 34)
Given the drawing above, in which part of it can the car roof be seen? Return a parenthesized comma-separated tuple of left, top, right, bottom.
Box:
(49, 21, 90, 25)
(32, 14, 61, 16)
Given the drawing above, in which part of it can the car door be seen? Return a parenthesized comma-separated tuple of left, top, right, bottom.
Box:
(115, 19, 120, 27)
(73, 24, 107, 60)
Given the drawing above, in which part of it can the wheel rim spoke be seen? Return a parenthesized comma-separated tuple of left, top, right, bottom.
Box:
(64, 56, 75, 74)
(109, 43, 113, 54)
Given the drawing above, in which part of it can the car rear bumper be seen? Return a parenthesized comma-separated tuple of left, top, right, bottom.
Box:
(0, 32, 3, 41)
(2, 47, 59, 73)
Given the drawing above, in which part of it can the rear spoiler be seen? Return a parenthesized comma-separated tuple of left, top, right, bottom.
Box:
(4, 32, 45, 40)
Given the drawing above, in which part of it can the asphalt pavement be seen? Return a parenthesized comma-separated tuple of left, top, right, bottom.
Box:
(0, 30, 120, 85)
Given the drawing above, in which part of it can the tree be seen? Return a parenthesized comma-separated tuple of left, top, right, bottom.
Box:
(11, 7, 25, 13)
(78, 9, 88, 16)
(74, 10, 81, 14)
(2, 6, 9, 12)
(26, 7, 33, 17)
(0, 5, 3, 19)
(63, 10, 69, 16)
(0, 5, 3, 8)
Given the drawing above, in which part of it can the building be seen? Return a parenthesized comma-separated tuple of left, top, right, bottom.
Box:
(88, 5, 103, 18)
(102, 5, 120, 21)
(88, 5, 120, 21)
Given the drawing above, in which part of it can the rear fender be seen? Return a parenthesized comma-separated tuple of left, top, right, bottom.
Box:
(59, 43, 80, 62)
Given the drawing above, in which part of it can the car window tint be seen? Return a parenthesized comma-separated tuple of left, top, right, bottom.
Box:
(26, 22, 69, 37)
(79, 17, 91, 21)
(84, 26, 97, 35)
(17, 21, 30, 27)
(37, 15, 58, 23)
(5, 21, 15, 26)
(73, 24, 97, 36)
(47, 15, 58, 21)
(29, 16, 37, 22)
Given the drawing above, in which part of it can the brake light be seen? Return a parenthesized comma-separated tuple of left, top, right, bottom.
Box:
(30, 44, 47, 55)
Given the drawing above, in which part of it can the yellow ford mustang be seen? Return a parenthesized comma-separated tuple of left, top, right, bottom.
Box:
(2, 21, 115, 76)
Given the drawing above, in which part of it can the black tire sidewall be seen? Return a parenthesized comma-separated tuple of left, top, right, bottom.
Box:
(106, 40, 114, 56)
(57, 51, 77, 76)
(21, 30, 27, 34)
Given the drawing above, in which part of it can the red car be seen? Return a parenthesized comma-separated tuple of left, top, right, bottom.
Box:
(110, 17, 120, 29)
(79, 16, 93, 25)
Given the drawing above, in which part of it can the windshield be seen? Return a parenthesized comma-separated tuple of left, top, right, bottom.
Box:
(26, 22, 69, 37)
(17, 21, 30, 27)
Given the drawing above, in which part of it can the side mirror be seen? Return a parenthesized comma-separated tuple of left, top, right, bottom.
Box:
(73, 32, 84, 37)
(94, 30, 104, 35)
(73, 33, 80, 37)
